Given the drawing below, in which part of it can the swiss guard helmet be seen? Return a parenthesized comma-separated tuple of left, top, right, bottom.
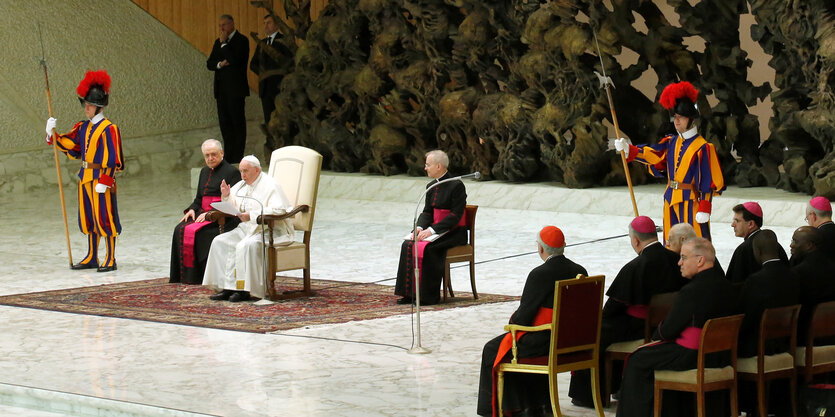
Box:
(659, 81, 699, 122)
(76, 70, 111, 107)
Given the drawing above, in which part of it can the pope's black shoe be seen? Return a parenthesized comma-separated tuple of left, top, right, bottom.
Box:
(97, 263, 117, 273)
(228, 291, 251, 303)
(396, 297, 413, 305)
(71, 262, 98, 270)
(210, 289, 234, 301)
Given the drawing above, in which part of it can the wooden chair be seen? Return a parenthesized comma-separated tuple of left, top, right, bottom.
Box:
(796, 300, 835, 384)
(257, 146, 322, 300)
(653, 314, 744, 417)
(442, 204, 478, 301)
(602, 291, 678, 406)
(737, 304, 801, 417)
(497, 274, 606, 417)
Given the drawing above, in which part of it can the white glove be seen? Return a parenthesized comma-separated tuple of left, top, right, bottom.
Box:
(95, 183, 109, 193)
(695, 212, 710, 224)
(614, 137, 627, 152)
(45, 117, 57, 136)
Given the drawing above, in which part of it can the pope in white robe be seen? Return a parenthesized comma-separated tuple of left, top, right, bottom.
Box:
(203, 155, 294, 302)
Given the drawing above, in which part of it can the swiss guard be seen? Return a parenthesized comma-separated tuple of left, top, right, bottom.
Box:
(615, 81, 725, 242)
(46, 70, 124, 272)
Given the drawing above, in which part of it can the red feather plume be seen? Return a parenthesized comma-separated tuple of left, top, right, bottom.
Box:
(659, 81, 698, 110)
(76, 70, 111, 98)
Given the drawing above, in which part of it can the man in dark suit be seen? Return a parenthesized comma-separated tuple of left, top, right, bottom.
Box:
(737, 229, 799, 357)
(736, 229, 799, 416)
(477, 226, 588, 417)
(791, 226, 835, 341)
(250, 14, 292, 156)
(206, 14, 250, 164)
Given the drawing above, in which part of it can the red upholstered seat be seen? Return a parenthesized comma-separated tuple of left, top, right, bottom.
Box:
(497, 274, 606, 417)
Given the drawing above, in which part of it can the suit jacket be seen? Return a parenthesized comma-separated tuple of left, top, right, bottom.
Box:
(250, 34, 292, 99)
(737, 260, 800, 357)
(206, 30, 250, 99)
(726, 228, 788, 283)
(792, 249, 835, 341)
(819, 222, 835, 258)
(511, 255, 589, 357)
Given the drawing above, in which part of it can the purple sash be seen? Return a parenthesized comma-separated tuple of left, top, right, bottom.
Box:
(675, 326, 702, 350)
(413, 208, 467, 276)
(182, 196, 221, 268)
(627, 304, 649, 319)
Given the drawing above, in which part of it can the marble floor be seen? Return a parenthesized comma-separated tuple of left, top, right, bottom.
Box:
(0, 168, 811, 416)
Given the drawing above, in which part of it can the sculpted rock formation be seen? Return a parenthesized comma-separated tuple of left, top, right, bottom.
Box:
(258, 0, 835, 197)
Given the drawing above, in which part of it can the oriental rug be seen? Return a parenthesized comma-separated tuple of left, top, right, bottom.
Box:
(0, 277, 518, 333)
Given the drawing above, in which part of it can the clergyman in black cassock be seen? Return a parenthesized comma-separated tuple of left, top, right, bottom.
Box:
(807, 196, 835, 257)
(617, 238, 736, 417)
(727, 203, 787, 283)
(170, 142, 241, 284)
(569, 216, 684, 406)
(735, 230, 799, 415)
(790, 226, 835, 342)
(477, 226, 588, 417)
(394, 151, 467, 306)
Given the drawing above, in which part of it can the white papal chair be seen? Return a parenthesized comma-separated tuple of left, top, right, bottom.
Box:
(258, 146, 322, 300)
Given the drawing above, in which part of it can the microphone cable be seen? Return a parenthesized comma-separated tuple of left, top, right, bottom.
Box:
(309, 231, 630, 292)
(265, 231, 630, 352)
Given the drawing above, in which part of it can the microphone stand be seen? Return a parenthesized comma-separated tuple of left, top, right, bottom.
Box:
(408, 171, 480, 354)
(234, 186, 269, 302)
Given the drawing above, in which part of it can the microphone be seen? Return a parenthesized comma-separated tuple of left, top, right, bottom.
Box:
(453, 171, 481, 180)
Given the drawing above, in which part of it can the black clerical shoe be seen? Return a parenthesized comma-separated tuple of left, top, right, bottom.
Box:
(228, 291, 251, 303)
(97, 263, 117, 273)
(210, 289, 234, 301)
(71, 262, 98, 270)
(396, 297, 413, 305)
(570, 398, 595, 409)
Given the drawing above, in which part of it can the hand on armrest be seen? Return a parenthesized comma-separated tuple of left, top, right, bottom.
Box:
(257, 205, 309, 223)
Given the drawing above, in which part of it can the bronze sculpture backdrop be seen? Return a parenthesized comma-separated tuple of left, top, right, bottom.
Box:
(259, 0, 835, 197)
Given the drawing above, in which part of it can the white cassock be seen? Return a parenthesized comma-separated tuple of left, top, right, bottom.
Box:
(202, 172, 294, 297)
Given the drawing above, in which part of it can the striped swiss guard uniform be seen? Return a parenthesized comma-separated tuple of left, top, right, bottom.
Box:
(626, 125, 725, 242)
(54, 112, 124, 269)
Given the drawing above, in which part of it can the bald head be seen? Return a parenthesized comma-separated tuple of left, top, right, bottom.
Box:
(678, 237, 715, 279)
(752, 229, 781, 264)
(668, 223, 697, 253)
(790, 226, 822, 258)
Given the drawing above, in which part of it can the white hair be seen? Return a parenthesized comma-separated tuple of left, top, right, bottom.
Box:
(240, 155, 261, 170)
(426, 150, 449, 168)
(201, 138, 223, 152)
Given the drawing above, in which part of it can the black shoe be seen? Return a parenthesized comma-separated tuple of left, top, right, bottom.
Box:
(97, 263, 117, 273)
(228, 291, 251, 303)
(420, 297, 440, 306)
(210, 289, 234, 301)
(71, 262, 98, 270)
(396, 297, 413, 305)
(570, 398, 595, 409)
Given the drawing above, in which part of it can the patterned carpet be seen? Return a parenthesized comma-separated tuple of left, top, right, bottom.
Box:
(0, 277, 518, 333)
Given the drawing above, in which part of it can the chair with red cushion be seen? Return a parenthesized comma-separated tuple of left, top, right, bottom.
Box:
(497, 274, 606, 417)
